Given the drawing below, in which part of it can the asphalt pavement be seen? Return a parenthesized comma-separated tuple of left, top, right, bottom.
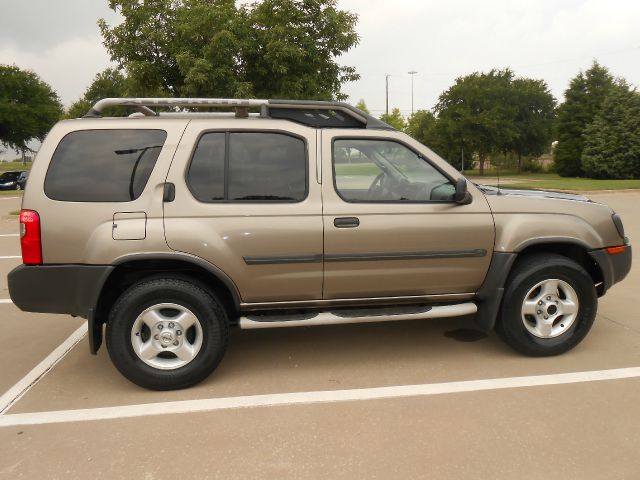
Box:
(0, 192, 638, 479)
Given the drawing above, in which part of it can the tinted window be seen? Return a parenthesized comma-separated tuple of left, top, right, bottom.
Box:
(229, 133, 306, 201)
(187, 132, 307, 202)
(333, 139, 455, 202)
(45, 129, 166, 202)
(187, 133, 225, 201)
(0, 172, 21, 180)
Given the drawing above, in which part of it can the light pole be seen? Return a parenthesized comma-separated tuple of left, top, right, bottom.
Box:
(408, 71, 418, 115)
(385, 74, 391, 115)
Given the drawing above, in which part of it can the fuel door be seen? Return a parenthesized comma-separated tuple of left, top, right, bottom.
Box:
(112, 212, 147, 240)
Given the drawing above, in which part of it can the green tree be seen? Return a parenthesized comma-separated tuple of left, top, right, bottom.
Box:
(510, 78, 556, 172)
(403, 109, 464, 168)
(405, 109, 436, 145)
(554, 61, 615, 177)
(0, 64, 62, 157)
(355, 98, 369, 114)
(434, 69, 517, 175)
(582, 85, 640, 179)
(66, 68, 128, 118)
(99, 0, 359, 100)
(379, 108, 405, 130)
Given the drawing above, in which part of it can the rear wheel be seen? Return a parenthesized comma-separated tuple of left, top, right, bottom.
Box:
(496, 254, 597, 356)
(106, 277, 228, 390)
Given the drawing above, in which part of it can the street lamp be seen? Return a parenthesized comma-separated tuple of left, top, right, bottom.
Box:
(385, 74, 391, 115)
(408, 70, 418, 115)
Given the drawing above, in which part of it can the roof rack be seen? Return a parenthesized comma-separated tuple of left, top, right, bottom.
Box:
(84, 98, 394, 130)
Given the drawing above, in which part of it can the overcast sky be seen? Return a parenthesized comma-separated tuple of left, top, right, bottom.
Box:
(1, 0, 640, 117)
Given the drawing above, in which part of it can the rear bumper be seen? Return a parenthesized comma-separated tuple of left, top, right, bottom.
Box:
(8, 264, 114, 318)
(589, 244, 632, 293)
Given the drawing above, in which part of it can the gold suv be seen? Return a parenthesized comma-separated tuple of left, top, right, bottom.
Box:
(8, 98, 632, 390)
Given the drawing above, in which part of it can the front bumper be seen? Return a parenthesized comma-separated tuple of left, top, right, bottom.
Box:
(588, 243, 632, 293)
(8, 264, 114, 318)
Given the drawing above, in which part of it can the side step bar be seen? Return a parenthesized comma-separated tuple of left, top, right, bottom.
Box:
(239, 302, 477, 330)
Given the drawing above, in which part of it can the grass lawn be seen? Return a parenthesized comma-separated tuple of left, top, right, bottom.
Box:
(338, 164, 640, 191)
(465, 172, 640, 191)
(0, 161, 31, 173)
(335, 163, 379, 176)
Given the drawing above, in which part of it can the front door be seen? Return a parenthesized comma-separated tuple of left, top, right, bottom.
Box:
(321, 130, 495, 300)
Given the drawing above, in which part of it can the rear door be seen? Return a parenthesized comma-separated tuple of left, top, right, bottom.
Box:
(321, 130, 495, 300)
(164, 119, 323, 304)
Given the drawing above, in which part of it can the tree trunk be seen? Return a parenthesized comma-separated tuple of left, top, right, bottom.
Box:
(21, 149, 26, 166)
(517, 152, 522, 174)
(479, 154, 485, 176)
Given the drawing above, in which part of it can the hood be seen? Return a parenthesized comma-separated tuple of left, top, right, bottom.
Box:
(475, 184, 590, 202)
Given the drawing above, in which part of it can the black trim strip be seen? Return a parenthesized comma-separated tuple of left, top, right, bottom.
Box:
(244, 249, 486, 265)
(324, 249, 487, 262)
(244, 254, 323, 265)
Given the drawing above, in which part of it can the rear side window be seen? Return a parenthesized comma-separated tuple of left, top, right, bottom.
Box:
(187, 132, 307, 202)
(187, 133, 225, 201)
(45, 129, 167, 202)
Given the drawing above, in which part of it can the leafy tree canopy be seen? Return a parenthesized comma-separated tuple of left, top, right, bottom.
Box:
(355, 98, 369, 114)
(379, 108, 406, 130)
(582, 84, 640, 179)
(66, 68, 128, 118)
(554, 61, 615, 177)
(434, 69, 518, 174)
(0, 64, 62, 152)
(405, 110, 434, 144)
(98, 0, 360, 100)
(510, 78, 556, 171)
(431, 69, 555, 174)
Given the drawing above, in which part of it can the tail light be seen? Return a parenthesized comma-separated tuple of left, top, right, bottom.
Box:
(20, 210, 42, 265)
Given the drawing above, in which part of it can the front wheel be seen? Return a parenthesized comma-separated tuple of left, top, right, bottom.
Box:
(496, 254, 597, 356)
(106, 278, 228, 390)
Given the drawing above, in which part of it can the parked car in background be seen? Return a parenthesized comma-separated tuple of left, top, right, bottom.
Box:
(0, 171, 26, 190)
(16, 171, 29, 190)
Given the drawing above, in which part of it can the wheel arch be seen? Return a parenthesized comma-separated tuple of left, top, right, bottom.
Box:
(515, 240, 605, 294)
(475, 240, 605, 332)
(91, 253, 241, 354)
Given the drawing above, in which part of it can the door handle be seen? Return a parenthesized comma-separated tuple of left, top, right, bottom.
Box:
(163, 182, 175, 202)
(334, 217, 360, 228)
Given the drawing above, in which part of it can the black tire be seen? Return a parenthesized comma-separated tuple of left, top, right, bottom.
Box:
(496, 253, 597, 356)
(106, 277, 228, 390)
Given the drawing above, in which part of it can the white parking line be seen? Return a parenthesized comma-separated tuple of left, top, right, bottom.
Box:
(0, 256, 20, 259)
(0, 234, 19, 237)
(1, 366, 638, 427)
(0, 299, 13, 304)
(0, 323, 87, 415)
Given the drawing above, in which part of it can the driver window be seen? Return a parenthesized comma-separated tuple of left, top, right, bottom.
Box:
(333, 139, 455, 202)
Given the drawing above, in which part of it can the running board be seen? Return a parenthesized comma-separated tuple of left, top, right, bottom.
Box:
(239, 302, 477, 330)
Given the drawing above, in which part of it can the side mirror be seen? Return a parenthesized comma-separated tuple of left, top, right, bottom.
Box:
(454, 178, 472, 205)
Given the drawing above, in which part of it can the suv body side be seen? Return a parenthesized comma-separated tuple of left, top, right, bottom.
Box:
(9, 110, 631, 367)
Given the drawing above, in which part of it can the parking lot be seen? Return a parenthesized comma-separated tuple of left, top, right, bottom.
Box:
(0, 191, 638, 479)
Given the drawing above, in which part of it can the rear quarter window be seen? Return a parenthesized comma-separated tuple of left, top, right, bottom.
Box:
(44, 129, 167, 202)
